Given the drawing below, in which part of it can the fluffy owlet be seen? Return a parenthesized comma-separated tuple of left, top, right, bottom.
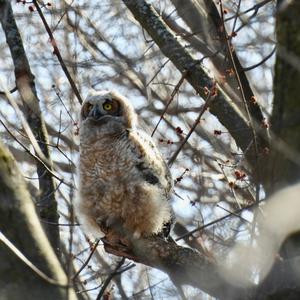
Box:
(77, 90, 173, 238)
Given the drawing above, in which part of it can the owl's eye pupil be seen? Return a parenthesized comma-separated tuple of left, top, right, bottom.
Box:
(103, 103, 112, 110)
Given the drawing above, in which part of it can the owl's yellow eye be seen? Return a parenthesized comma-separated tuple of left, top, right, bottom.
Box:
(100, 99, 120, 115)
(103, 103, 112, 111)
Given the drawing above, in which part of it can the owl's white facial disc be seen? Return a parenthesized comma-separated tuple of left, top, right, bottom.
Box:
(80, 90, 137, 129)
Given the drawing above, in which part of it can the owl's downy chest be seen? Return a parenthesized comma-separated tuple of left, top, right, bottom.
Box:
(79, 133, 143, 220)
(79, 134, 139, 189)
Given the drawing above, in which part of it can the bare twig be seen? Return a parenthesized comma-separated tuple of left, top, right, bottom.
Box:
(243, 47, 276, 72)
(96, 258, 133, 300)
(151, 70, 188, 137)
(219, 1, 260, 180)
(168, 86, 215, 166)
(32, 0, 83, 105)
(225, 0, 273, 22)
(0, 1, 60, 253)
(122, 0, 265, 171)
(72, 239, 100, 280)
(175, 200, 262, 241)
(0, 86, 17, 95)
(230, 0, 242, 35)
(146, 58, 170, 87)
(0, 119, 72, 187)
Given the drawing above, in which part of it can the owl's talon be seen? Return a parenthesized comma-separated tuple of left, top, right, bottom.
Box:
(96, 218, 107, 229)
(132, 231, 141, 239)
(105, 216, 117, 228)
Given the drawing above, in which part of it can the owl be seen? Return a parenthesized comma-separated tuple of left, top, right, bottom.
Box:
(77, 90, 173, 239)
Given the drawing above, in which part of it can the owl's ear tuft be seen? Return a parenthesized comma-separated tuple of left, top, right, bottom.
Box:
(81, 102, 93, 120)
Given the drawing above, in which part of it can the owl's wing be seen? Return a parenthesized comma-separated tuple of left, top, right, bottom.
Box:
(128, 128, 175, 238)
(136, 116, 153, 136)
(128, 128, 173, 197)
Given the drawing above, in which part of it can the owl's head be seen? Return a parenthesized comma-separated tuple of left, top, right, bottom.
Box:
(80, 90, 137, 130)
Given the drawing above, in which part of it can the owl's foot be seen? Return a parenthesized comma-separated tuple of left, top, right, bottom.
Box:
(100, 225, 135, 259)
(96, 216, 121, 234)
(102, 236, 135, 260)
(132, 230, 142, 239)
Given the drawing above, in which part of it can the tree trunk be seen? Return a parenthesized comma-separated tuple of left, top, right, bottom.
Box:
(0, 0, 60, 255)
(0, 140, 77, 300)
(266, 0, 300, 192)
(258, 1, 300, 298)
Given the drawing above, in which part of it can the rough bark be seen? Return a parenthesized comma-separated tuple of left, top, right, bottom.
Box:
(171, 0, 267, 134)
(122, 0, 268, 177)
(258, 1, 300, 299)
(266, 0, 300, 192)
(101, 220, 300, 300)
(111, 1, 300, 299)
(101, 229, 253, 300)
(0, 0, 60, 254)
(0, 140, 77, 300)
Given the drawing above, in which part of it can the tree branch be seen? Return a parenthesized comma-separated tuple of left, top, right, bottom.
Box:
(99, 186, 300, 300)
(0, 0, 60, 254)
(0, 140, 77, 299)
(122, 0, 267, 173)
(100, 230, 253, 300)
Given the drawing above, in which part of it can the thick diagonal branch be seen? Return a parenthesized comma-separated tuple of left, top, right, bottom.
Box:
(122, 0, 268, 173)
(101, 231, 251, 300)
(0, 140, 77, 299)
(0, 1, 59, 253)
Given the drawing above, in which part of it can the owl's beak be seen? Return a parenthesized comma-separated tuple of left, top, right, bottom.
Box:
(90, 104, 103, 120)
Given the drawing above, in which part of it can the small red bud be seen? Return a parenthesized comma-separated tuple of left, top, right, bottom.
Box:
(261, 118, 269, 129)
(175, 126, 183, 135)
(234, 170, 246, 180)
(262, 147, 270, 155)
(250, 96, 257, 104)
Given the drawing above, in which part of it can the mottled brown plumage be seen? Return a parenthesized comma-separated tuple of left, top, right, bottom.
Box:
(76, 90, 173, 238)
